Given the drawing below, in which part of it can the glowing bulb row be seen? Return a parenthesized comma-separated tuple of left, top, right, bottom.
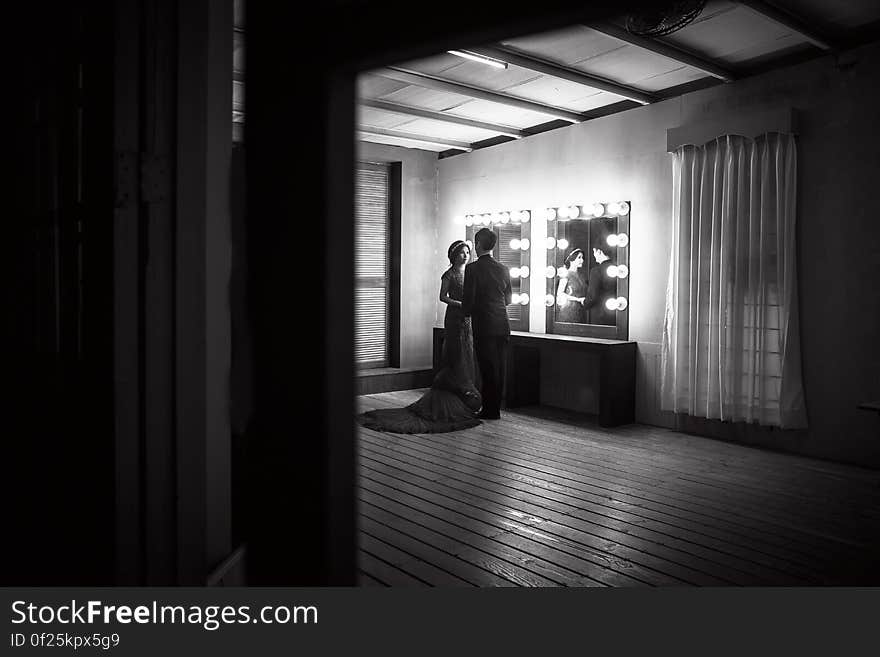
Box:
(548, 264, 628, 279)
(510, 293, 530, 306)
(509, 266, 530, 279)
(604, 296, 629, 311)
(543, 233, 628, 250)
(606, 264, 629, 279)
(460, 210, 531, 226)
(539, 201, 629, 222)
(509, 238, 531, 251)
(542, 293, 629, 311)
(606, 233, 630, 248)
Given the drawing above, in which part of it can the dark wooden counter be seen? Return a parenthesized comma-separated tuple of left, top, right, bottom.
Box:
(433, 327, 636, 427)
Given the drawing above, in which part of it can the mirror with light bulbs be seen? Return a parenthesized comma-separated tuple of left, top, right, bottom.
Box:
(544, 201, 630, 340)
(464, 210, 531, 332)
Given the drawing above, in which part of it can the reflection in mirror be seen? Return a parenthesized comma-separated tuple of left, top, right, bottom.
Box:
(545, 202, 630, 340)
(555, 217, 618, 326)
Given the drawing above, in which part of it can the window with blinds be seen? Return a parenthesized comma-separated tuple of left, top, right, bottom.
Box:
(355, 163, 391, 368)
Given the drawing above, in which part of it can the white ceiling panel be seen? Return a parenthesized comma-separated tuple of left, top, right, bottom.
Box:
(501, 25, 622, 66)
(631, 65, 707, 92)
(502, 75, 608, 107)
(390, 118, 499, 143)
(722, 34, 813, 65)
(379, 85, 473, 112)
(396, 52, 475, 76)
(567, 90, 630, 112)
(358, 73, 409, 99)
(358, 133, 446, 152)
(357, 107, 417, 130)
(663, 5, 808, 61)
(393, 58, 540, 92)
(443, 99, 561, 129)
(573, 44, 685, 85)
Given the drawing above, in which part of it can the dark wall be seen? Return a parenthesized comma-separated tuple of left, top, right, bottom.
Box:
(8, 1, 115, 584)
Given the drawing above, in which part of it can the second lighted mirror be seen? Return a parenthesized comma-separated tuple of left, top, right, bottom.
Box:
(545, 202, 630, 340)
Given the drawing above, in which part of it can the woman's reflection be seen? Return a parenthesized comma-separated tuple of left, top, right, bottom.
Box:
(555, 248, 587, 323)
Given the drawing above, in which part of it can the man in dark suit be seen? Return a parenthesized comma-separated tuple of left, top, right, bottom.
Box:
(462, 228, 512, 420)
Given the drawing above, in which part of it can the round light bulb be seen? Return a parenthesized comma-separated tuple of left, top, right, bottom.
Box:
(545, 236, 557, 249)
(557, 266, 568, 278)
(617, 264, 629, 278)
(606, 202, 620, 216)
(510, 238, 521, 250)
(511, 293, 521, 305)
(616, 233, 629, 248)
(545, 266, 556, 279)
(481, 213, 491, 225)
(491, 212, 501, 224)
(519, 293, 530, 306)
(545, 208, 557, 221)
(591, 203, 605, 218)
(617, 201, 630, 216)
(616, 296, 628, 311)
(605, 297, 618, 311)
(500, 211, 510, 224)
(520, 266, 530, 279)
(544, 294, 555, 307)
(520, 238, 530, 251)
(557, 238, 569, 250)
(567, 205, 580, 219)
(510, 267, 521, 278)
(520, 210, 530, 223)
(606, 264, 619, 278)
(606, 234, 619, 247)
(464, 215, 474, 226)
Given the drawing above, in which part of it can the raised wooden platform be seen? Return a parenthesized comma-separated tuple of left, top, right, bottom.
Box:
(357, 389, 880, 587)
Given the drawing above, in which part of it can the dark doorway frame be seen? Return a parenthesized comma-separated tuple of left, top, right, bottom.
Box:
(244, 0, 655, 584)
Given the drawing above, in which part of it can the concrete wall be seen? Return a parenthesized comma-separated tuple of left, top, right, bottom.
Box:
(435, 41, 880, 468)
(358, 141, 439, 368)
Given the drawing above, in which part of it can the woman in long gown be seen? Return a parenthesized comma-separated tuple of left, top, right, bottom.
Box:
(556, 248, 588, 323)
(358, 240, 482, 433)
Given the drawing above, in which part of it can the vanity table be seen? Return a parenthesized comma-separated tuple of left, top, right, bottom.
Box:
(433, 327, 636, 427)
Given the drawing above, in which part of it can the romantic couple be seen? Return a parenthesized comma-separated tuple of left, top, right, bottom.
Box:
(359, 228, 512, 434)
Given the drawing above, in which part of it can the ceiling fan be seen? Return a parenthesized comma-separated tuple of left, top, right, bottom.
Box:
(624, 0, 708, 37)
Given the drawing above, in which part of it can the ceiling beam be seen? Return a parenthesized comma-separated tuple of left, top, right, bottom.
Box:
(375, 66, 584, 123)
(470, 44, 657, 105)
(736, 0, 833, 50)
(360, 98, 525, 138)
(358, 126, 474, 152)
(586, 21, 736, 82)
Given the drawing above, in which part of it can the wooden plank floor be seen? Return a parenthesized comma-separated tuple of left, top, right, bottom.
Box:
(356, 389, 880, 587)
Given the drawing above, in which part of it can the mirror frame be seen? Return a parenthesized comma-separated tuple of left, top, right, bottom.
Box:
(544, 203, 630, 341)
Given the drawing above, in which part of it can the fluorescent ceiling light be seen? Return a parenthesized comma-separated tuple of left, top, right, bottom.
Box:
(447, 50, 508, 69)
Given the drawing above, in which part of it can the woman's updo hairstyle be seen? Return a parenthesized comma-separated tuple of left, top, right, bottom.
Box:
(564, 248, 584, 267)
(447, 240, 469, 265)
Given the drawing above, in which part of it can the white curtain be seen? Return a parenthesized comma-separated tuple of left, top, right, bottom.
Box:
(660, 133, 807, 428)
